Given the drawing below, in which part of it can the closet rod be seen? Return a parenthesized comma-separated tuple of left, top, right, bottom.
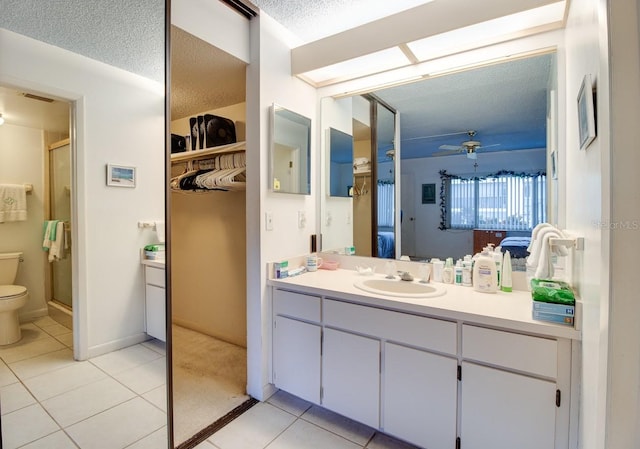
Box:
(170, 141, 245, 164)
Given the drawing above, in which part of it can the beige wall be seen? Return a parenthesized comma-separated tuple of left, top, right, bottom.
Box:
(170, 103, 247, 347)
(353, 138, 372, 256)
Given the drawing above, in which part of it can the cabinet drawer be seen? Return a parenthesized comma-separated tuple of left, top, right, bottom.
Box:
(273, 289, 321, 322)
(462, 325, 558, 378)
(324, 299, 456, 355)
(145, 266, 165, 288)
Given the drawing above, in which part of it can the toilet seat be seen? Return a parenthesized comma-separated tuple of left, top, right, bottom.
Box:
(0, 285, 27, 300)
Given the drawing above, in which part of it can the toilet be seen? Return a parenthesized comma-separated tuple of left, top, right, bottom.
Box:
(0, 252, 29, 345)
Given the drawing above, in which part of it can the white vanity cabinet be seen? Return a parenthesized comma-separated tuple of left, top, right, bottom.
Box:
(143, 262, 166, 342)
(460, 325, 569, 449)
(272, 290, 321, 404)
(270, 282, 576, 449)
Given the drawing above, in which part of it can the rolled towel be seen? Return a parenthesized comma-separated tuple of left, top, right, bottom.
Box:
(527, 223, 554, 252)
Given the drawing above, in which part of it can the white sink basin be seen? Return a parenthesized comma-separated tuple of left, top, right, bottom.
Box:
(354, 278, 446, 298)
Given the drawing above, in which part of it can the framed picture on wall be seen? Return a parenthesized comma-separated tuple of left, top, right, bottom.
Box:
(422, 183, 436, 204)
(106, 164, 136, 188)
(577, 74, 596, 150)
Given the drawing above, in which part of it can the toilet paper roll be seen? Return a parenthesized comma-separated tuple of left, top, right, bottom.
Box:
(154, 221, 165, 243)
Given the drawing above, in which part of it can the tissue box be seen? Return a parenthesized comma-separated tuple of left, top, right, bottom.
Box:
(532, 310, 574, 326)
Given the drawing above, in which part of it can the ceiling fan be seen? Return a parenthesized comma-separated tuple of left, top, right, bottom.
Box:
(432, 130, 499, 159)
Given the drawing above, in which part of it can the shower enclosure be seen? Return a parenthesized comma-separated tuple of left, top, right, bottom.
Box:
(48, 139, 72, 309)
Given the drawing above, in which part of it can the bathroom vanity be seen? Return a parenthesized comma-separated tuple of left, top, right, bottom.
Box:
(269, 269, 579, 449)
(142, 259, 166, 342)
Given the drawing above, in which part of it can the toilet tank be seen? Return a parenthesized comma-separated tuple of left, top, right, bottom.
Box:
(0, 252, 22, 285)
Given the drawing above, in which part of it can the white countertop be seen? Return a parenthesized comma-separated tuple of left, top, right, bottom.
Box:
(141, 259, 165, 269)
(268, 268, 581, 340)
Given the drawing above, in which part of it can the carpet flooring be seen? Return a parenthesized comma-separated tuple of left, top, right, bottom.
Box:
(171, 325, 249, 445)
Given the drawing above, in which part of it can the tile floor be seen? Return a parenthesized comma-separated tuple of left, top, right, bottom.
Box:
(1, 318, 418, 449)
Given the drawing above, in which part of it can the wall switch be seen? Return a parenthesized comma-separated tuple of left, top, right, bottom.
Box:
(265, 211, 273, 231)
(298, 210, 306, 228)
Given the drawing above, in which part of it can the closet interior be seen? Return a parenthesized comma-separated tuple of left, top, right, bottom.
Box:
(169, 25, 249, 446)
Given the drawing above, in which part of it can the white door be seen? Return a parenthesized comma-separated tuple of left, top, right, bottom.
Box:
(383, 342, 457, 449)
(460, 362, 557, 449)
(322, 328, 380, 428)
(400, 173, 416, 257)
(273, 316, 321, 404)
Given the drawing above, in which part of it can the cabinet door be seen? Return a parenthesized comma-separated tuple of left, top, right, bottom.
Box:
(273, 316, 321, 404)
(460, 362, 557, 449)
(145, 284, 166, 342)
(383, 342, 457, 449)
(322, 328, 380, 428)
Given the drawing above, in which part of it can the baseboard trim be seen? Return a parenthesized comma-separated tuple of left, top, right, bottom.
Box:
(19, 308, 49, 322)
(86, 333, 150, 359)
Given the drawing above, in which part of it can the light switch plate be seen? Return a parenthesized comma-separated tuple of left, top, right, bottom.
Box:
(265, 211, 273, 231)
(298, 210, 306, 228)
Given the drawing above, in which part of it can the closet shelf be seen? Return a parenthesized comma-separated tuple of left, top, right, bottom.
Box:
(170, 141, 246, 164)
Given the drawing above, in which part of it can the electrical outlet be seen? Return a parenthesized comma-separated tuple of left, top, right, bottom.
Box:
(298, 210, 306, 228)
(265, 211, 273, 231)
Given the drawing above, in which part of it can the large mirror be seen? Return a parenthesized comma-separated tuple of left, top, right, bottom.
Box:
(321, 51, 556, 263)
(328, 127, 354, 197)
(270, 104, 312, 194)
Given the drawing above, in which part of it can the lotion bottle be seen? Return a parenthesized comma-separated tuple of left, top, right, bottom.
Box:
(442, 257, 454, 284)
(501, 250, 513, 292)
(454, 259, 463, 285)
(473, 247, 498, 293)
(492, 245, 503, 287)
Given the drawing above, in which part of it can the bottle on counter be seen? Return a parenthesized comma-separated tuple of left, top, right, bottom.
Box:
(473, 247, 498, 293)
(501, 250, 513, 292)
(442, 257, 454, 284)
(454, 259, 463, 285)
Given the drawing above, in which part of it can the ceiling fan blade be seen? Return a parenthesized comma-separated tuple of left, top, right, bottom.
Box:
(477, 143, 501, 150)
(438, 144, 462, 151)
(402, 130, 469, 142)
(432, 149, 463, 157)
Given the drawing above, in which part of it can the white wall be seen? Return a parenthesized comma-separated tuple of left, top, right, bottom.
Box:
(601, 1, 640, 448)
(401, 149, 546, 260)
(0, 124, 47, 318)
(246, 12, 319, 400)
(0, 29, 165, 358)
(563, 0, 608, 447)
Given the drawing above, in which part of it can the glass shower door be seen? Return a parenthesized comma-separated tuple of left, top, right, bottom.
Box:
(49, 141, 72, 308)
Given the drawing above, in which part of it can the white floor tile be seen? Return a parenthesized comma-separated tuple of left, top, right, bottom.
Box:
(23, 361, 106, 401)
(65, 397, 166, 449)
(141, 339, 166, 356)
(208, 402, 296, 449)
(366, 432, 420, 449)
(40, 323, 72, 337)
(266, 419, 362, 449)
(125, 427, 168, 448)
(8, 348, 75, 380)
(302, 405, 375, 446)
(141, 384, 167, 412)
(41, 377, 137, 427)
(18, 430, 78, 449)
(194, 440, 218, 448)
(0, 381, 37, 415)
(0, 359, 18, 387)
(89, 344, 163, 376)
(111, 357, 166, 395)
(1, 403, 60, 449)
(267, 390, 313, 417)
(0, 336, 65, 364)
(54, 332, 74, 348)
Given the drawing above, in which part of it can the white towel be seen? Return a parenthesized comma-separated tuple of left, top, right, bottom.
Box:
(527, 223, 554, 252)
(527, 227, 561, 269)
(48, 221, 65, 262)
(0, 184, 27, 223)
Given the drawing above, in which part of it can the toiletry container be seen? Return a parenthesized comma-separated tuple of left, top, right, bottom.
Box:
(492, 245, 503, 286)
(431, 258, 444, 282)
(442, 258, 454, 284)
(462, 255, 473, 287)
(454, 260, 463, 285)
(473, 247, 498, 293)
(501, 250, 513, 292)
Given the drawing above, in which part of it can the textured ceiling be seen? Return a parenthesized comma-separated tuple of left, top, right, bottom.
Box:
(375, 53, 553, 159)
(0, 0, 165, 83)
(249, 0, 434, 44)
(170, 26, 246, 120)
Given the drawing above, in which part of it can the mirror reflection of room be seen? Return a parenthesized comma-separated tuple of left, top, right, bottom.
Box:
(169, 25, 250, 446)
(322, 52, 555, 268)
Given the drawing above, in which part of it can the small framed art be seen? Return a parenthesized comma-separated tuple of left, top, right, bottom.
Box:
(577, 74, 596, 150)
(422, 183, 436, 204)
(106, 164, 136, 187)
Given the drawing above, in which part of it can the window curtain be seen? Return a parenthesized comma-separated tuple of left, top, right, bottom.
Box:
(377, 180, 394, 228)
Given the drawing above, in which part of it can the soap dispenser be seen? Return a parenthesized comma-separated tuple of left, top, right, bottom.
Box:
(473, 247, 498, 293)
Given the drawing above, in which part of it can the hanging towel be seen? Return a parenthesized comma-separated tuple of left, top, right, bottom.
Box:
(48, 221, 66, 262)
(0, 184, 28, 223)
(42, 220, 59, 250)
